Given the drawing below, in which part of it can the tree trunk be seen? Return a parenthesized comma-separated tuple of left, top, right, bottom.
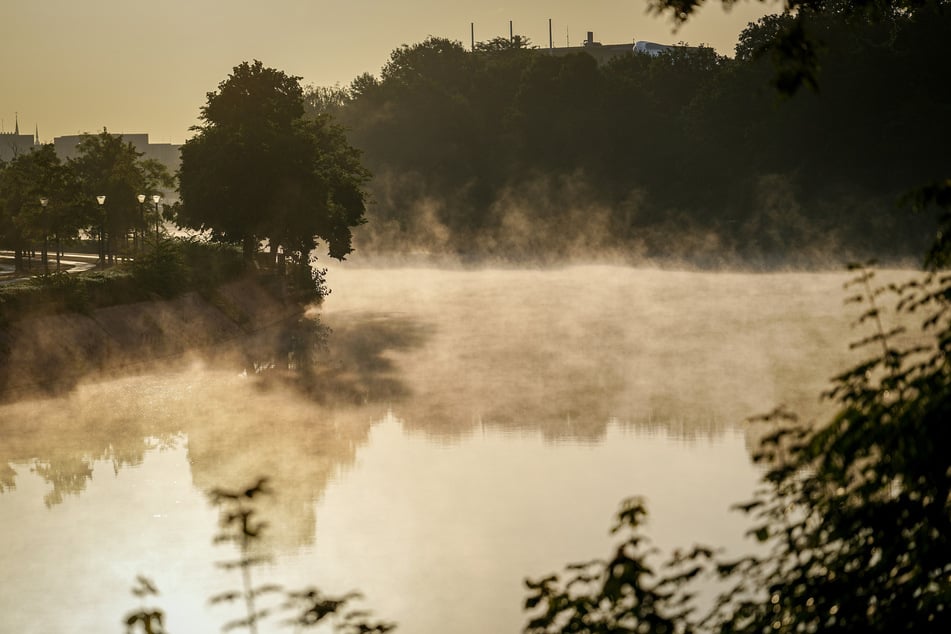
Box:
(243, 235, 257, 264)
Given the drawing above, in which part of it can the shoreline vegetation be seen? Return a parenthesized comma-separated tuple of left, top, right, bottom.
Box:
(0, 239, 326, 401)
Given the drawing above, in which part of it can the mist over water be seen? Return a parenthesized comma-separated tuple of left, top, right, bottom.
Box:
(319, 263, 872, 436)
(0, 264, 912, 633)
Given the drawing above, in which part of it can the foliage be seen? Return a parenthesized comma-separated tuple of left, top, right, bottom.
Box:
(115, 478, 392, 634)
(132, 239, 188, 298)
(524, 260, 951, 632)
(282, 589, 396, 633)
(30, 271, 91, 313)
(524, 498, 691, 634)
(649, 0, 950, 94)
(205, 477, 393, 634)
(178, 60, 370, 263)
(0, 269, 135, 321)
(0, 239, 248, 323)
(0, 145, 82, 272)
(208, 478, 283, 633)
(131, 238, 246, 298)
(0, 131, 171, 274)
(302, 84, 351, 118)
(124, 576, 167, 634)
(319, 12, 950, 264)
(179, 239, 246, 291)
(903, 178, 951, 269)
(69, 129, 173, 262)
(674, 261, 947, 633)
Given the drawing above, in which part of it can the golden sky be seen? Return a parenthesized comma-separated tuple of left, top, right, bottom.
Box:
(1, 0, 778, 144)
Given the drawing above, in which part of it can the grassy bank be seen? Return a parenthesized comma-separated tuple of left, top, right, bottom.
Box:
(0, 239, 324, 326)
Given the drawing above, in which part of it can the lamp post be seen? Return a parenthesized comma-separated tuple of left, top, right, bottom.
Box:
(96, 195, 106, 265)
(151, 194, 162, 243)
(39, 197, 49, 273)
(136, 194, 146, 253)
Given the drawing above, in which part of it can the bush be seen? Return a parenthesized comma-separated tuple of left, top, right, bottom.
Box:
(132, 240, 188, 298)
(179, 239, 245, 291)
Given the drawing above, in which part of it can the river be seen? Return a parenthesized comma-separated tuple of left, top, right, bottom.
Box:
(0, 264, 905, 633)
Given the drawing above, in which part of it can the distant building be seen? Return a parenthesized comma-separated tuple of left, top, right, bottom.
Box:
(0, 116, 38, 161)
(545, 31, 683, 64)
(634, 41, 678, 57)
(53, 133, 181, 175)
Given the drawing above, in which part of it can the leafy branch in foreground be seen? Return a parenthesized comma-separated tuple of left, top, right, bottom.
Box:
(282, 588, 396, 634)
(124, 575, 167, 634)
(705, 264, 951, 632)
(121, 476, 393, 633)
(526, 262, 951, 633)
(209, 477, 394, 634)
(209, 477, 282, 634)
(524, 497, 695, 634)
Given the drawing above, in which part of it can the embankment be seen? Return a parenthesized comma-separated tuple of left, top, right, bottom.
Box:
(0, 276, 306, 400)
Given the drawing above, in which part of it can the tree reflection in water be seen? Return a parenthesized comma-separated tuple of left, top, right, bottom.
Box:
(0, 266, 904, 633)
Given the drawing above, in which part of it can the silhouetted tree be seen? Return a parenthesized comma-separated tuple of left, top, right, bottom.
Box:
(178, 60, 370, 263)
(70, 130, 171, 264)
(322, 9, 948, 263)
(0, 145, 82, 272)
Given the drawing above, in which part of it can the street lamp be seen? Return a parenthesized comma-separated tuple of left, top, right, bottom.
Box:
(137, 194, 146, 252)
(96, 195, 106, 265)
(39, 197, 49, 273)
(151, 194, 162, 242)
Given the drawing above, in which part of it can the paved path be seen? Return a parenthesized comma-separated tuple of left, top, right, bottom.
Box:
(0, 251, 101, 284)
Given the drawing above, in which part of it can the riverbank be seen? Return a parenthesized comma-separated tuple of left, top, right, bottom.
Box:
(0, 274, 307, 400)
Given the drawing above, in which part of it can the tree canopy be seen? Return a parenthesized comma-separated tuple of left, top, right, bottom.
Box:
(0, 147, 73, 271)
(178, 60, 370, 262)
(69, 130, 172, 263)
(307, 10, 950, 265)
(0, 130, 168, 271)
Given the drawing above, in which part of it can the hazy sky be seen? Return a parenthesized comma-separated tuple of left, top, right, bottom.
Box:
(1, 0, 778, 144)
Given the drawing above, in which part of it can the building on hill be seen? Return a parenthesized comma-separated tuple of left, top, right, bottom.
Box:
(545, 31, 685, 64)
(0, 116, 38, 161)
(634, 41, 679, 56)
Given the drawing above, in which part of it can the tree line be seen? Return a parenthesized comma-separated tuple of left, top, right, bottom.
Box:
(309, 4, 951, 265)
(0, 132, 174, 273)
(1, 61, 370, 294)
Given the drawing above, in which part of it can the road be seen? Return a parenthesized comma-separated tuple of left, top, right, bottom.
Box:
(0, 251, 100, 284)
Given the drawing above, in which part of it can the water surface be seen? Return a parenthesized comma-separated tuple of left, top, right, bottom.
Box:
(0, 265, 902, 633)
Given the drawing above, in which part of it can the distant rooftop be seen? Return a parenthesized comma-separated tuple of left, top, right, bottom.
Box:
(544, 31, 683, 64)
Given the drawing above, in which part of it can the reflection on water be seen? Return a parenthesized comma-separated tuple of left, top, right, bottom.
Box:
(0, 265, 910, 633)
(0, 414, 759, 634)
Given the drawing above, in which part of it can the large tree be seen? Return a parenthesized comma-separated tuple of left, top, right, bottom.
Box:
(69, 130, 172, 263)
(178, 60, 369, 262)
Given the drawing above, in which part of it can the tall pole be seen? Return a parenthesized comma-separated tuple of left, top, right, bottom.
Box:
(39, 197, 49, 273)
(152, 194, 162, 244)
(96, 195, 106, 266)
(549, 18, 553, 49)
(471, 22, 474, 51)
(137, 194, 146, 253)
(509, 20, 513, 43)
